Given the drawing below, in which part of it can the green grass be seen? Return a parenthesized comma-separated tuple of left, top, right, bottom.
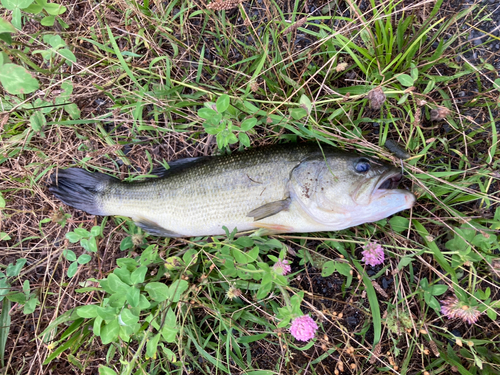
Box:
(1, 0, 500, 373)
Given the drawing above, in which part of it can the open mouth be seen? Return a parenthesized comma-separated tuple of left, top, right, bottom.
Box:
(377, 173, 402, 190)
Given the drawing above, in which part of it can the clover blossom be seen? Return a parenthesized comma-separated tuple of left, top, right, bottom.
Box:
(361, 242, 385, 267)
(273, 258, 291, 276)
(440, 296, 482, 325)
(289, 315, 318, 342)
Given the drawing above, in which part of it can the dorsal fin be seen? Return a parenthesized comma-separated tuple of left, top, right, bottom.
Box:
(151, 156, 210, 178)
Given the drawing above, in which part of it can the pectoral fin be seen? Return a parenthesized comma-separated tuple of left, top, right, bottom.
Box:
(134, 217, 181, 237)
(247, 198, 291, 221)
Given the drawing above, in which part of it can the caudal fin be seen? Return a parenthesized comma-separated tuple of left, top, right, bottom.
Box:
(49, 168, 117, 216)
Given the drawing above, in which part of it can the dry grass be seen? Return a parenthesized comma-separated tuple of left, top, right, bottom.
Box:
(1, 0, 499, 373)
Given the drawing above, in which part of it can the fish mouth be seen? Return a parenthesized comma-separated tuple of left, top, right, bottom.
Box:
(370, 170, 404, 200)
(376, 171, 403, 191)
(370, 169, 416, 209)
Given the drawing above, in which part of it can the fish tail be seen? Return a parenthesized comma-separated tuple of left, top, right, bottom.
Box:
(49, 168, 117, 215)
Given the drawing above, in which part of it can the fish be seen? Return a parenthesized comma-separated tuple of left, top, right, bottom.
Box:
(49, 143, 415, 237)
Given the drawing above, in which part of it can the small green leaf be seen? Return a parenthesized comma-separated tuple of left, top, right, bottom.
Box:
(44, 3, 66, 15)
(67, 262, 78, 278)
(255, 281, 273, 300)
(216, 94, 230, 113)
(22, 2, 43, 13)
(140, 245, 156, 266)
(389, 216, 410, 233)
(0, 33, 12, 44)
(6, 258, 27, 277)
(396, 74, 414, 87)
(66, 231, 81, 243)
(240, 118, 257, 131)
(6, 292, 26, 304)
(167, 280, 189, 303)
(96, 306, 118, 321)
(80, 238, 89, 251)
(40, 15, 55, 26)
(238, 133, 250, 147)
(74, 228, 90, 238)
(299, 94, 312, 114)
(77, 254, 91, 264)
(397, 256, 413, 270)
(59, 48, 76, 65)
(90, 226, 101, 237)
(137, 294, 150, 310)
(43, 34, 65, 49)
(76, 305, 98, 318)
(427, 296, 441, 312)
(63, 249, 77, 262)
(29, 111, 46, 132)
(100, 319, 120, 344)
(234, 237, 254, 248)
(397, 93, 409, 105)
(145, 282, 169, 302)
(131, 266, 147, 284)
(118, 309, 138, 327)
(493, 78, 500, 91)
(3, 0, 34, 11)
(431, 284, 448, 296)
(0, 279, 10, 300)
(0, 232, 11, 241)
(198, 107, 218, 119)
(98, 365, 118, 375)
(335, 262, 351, 278)
(161, 309, 178, 342)
(12, 8, 21, 30)
(120, 237, 134, 251)
(487, 308, 497, 321)
(22, 280, 30, 295)
(126, 287, 140, 307)
(164, 256, 183, 270)
(64, 103, 80, 119)
(106, 273, 129, 294)
(321, 261, 335, 277)
(23, 296, 38, 314)
(410, 63, 418, 81)
(290, 107, 308, 120)
(423, 79, 435, 94)
(87, 236, 98, 252)
(0, 18, 16, 33)
(146, 333, 161, 359)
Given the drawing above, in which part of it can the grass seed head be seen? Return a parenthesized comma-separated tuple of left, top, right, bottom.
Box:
(430, 106, 451, 121)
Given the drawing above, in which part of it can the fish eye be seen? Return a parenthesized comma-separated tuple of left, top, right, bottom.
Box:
(355, 159, 371, 173)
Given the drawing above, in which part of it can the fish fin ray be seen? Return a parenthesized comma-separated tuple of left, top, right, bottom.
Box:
(247, 198, 291, 221)
(134, 217, 181, 237)
(151, 156, 210, 178)
(48, 168, 116, 215)
(250, 222, 293, 236)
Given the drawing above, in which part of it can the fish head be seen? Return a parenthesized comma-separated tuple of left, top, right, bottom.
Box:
(290, 153, 415, 229)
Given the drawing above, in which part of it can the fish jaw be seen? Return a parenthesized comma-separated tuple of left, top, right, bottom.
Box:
(364, 188, 415, 222)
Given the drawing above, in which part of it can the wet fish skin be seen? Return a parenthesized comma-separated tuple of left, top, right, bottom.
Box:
(49, 143, 415, 237)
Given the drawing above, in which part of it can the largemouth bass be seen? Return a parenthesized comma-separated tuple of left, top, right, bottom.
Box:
(49, 143, 415, 237)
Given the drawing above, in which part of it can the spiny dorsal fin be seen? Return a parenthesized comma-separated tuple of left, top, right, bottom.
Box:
(151, 156, 210, 178)
(247, 198, 291, 221)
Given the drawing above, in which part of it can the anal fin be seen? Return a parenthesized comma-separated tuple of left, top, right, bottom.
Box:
(250, 222, 293, 236)
(247, 198, 291, 221)
(134, 217, 181, 237)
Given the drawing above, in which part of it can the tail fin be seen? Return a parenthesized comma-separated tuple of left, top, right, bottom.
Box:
(49, 168, 117, 216)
